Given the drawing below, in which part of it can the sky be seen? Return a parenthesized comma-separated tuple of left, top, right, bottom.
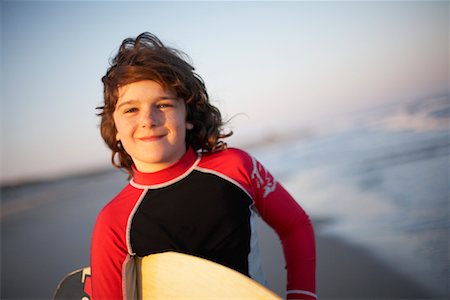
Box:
(1, 0, 448, 184)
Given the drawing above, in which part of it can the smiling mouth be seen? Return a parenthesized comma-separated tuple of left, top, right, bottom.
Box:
(138, 135, 166, 142)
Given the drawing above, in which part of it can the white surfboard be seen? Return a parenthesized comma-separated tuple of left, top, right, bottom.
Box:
(54, 251, 282, 300)
(137, 251, 281, 299)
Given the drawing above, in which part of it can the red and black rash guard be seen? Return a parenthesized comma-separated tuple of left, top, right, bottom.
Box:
(91, 147, 316, 299)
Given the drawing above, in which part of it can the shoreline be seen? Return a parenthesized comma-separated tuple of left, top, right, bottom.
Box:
(257, 218, 438, 299)
(1, 172, 446, 299)
(315, 231, 435, 299)
(1, 216, 441, 299)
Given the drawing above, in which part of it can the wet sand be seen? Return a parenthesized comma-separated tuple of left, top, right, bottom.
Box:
(257, 220, 435, 299)
(1, 171, 440, 299)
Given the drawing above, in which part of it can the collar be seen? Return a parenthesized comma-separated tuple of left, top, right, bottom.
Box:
(131, 147, 199, 187)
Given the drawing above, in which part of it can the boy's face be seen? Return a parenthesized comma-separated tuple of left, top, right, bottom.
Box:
(113, 80, 193, 172)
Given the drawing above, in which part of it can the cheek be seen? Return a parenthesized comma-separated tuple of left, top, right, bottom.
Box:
(113, 115, 127, 140)
(168, 110, 188, 131)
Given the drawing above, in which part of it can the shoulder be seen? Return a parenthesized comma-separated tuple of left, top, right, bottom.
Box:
(91, 186, 134, 260)
(196, 147, 256, 195)
(199, 147, 254, 168)
(95, 184, 142, 227)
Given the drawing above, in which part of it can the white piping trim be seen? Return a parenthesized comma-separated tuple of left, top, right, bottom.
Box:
(129, 180, 150, 190)
(196, 165, 268, 287)
(286, 290, 318, 299)
(125, 189, 148, 255)
(194, 166, 252, 199)
(129, 156, 201, 190)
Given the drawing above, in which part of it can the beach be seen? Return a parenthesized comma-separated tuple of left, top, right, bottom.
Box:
(257, 218, 434, 299)
(2, 99, 449, 299)
(1, 167, 442, 299)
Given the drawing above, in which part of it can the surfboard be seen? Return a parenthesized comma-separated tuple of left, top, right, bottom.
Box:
(53, 267, 91, 300)
(54, 251, 281, 299)
(137, 251, 281, 299)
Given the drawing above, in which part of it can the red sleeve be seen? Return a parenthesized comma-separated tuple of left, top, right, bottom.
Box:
(245, 152, 317, 300)
(90, 186, 142, 300)
(91, 206, 128, 299)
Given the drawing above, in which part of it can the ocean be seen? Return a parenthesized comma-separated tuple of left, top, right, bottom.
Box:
(250, 98, 449, 297)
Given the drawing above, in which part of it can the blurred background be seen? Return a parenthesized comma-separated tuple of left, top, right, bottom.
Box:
(1, 1, 448, 299)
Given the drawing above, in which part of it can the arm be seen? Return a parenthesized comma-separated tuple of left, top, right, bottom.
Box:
(249, 156, 317, 300)
(91, 207, 129, 300)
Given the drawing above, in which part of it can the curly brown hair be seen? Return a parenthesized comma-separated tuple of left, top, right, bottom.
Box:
(97, 32, 231, 178)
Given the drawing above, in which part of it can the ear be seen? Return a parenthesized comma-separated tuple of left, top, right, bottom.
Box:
(186, 122, 194, 130)
(116, 132, 121, 141)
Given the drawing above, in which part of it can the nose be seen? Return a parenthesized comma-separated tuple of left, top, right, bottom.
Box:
(140, 106, 161, 128)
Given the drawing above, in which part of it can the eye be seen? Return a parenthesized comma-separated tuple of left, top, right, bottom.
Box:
(157, 102, 174, 109)
(124, 107, 138, 114)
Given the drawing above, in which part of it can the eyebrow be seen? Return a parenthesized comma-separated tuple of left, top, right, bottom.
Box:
(115, 96, 179, 110)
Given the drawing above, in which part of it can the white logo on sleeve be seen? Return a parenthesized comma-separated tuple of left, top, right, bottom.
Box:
(250, 157, 277, 198)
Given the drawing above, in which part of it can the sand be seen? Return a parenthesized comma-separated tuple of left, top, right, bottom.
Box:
(1, 171, 442, 299)
(257, 219, 436, 299)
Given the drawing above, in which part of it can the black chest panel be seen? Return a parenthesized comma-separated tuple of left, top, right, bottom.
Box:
(130, 170, 253, 275)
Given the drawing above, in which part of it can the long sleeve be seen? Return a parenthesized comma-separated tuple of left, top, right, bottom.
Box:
(90, 186, 143, 299)
(91, 206, 128, 299)
(248, 155, 317, 300)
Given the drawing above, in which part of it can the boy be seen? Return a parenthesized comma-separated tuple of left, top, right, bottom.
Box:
(92, 32, 316, 299)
